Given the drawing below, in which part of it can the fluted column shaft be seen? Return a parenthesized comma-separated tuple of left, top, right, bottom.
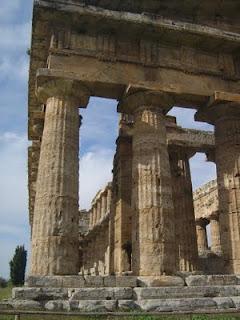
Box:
(107, 188, 112, 213)
(215, 114, 240, 272)
(97, 200, 101, 223)
(196, 219, 208, 254)
(30, 79, 89, 276)
(170, 150, 198, 272)
(92, 205, 97, 227)
(101, 194, 107, 219)
(132, 106, 175, 276)
(31, 96, 80, 275)
(210, 214, 222, 254)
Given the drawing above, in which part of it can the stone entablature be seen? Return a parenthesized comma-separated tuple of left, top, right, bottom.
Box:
(89, 183, 112, 230)
(194, 180, 219, 221)
(79, 210, 90, 236)
(193, 180, 222, 257)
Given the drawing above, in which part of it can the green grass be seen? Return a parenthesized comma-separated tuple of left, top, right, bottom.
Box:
(0, 286, 12, 301)
(1, 314, 240, 320)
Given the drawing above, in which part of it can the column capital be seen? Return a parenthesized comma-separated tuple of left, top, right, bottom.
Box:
(169, 148, 195, 161)
(195, 217, 209, 228)
(209, 210, 220, 221)
(36, 76, 90, 108)
(205, 150, 216, 163)
(118, 90, 174, 115)
(195, 91, 240, 125)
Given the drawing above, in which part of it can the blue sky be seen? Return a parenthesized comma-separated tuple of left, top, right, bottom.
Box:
(0, 0, 216, 279)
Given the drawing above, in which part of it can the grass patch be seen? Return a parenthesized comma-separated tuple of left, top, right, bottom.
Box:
(1, 315, 240, 320)
(0, 286, 12, 301)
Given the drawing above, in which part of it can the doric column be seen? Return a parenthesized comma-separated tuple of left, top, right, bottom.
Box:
(31, 78, 89, 275)
(215, 108, 240, 272)
(195, 218, 209, 254)
(106, 185, 112, 213)
(101, 192, 107, 219)
(169, 149, 198, 272)
(209, 211, 222, 255)
(92, 204, 97, 227)
(88, 209, 92, 229)
(113, 132, 133, 274)
(119, 91, 175, 276)
(196, 94, 240, 273)
(96, 200, 101, 223)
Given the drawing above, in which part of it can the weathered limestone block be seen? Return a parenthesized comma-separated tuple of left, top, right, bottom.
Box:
(25, 276, 85, 288)
(213, 297, 234, 309)
(103, 276, 137, 288)
(78, 300, 117, 312)
(231, 296, 240, 309)
(137, 276, 184, 287)
(134, 286, 240, 300)
(119, 91, 176, 276)
(9, 300, 42, 310)
(84, 275, 104, 287)
(69, 287, 132, 300)
(12, 288, 68, 301)
(186, 275, 240, 286)
(137, 298, 217, 312)
(45, 300, 70, 311)
(118, 300, 141, 311)
(31, 78, 89, 275)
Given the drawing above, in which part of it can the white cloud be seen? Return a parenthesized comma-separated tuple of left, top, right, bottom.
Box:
(80, 147, 114, 210)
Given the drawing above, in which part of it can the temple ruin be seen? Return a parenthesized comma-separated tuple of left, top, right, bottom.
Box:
(3, 0, 240, 314)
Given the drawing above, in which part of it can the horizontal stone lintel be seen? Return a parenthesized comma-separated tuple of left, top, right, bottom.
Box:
(36, 0, 240, 52)
(36, 66, 240, 109)
(167, 128, 214, 153)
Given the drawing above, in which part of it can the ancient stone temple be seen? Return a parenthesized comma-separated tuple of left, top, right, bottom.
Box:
(3, 0, 240, 314)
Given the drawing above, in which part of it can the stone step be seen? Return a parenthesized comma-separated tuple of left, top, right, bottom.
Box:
(25, 275, 137, 288)
(125, 297, 236, 312)
(134, 285, 240, 299)
(3, 297, 240, 312)
(14, 285, 240, 302)
(185, 275, 240, 286)
(25, 275, 240, 289)
(13, 287, 133, 301)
